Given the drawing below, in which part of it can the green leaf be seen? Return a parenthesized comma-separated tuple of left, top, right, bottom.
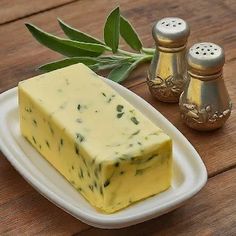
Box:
(38, 56, 128, 72)
(38, 57, 100, 72)
(108, 62, 136, 83)
(104, 7, 120, 53)
(25, 23, 107, 57)
(58, 19, 104, 45)
(120, 15, 142, 51)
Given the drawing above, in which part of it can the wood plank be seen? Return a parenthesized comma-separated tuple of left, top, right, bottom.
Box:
(76, 168, 236, 236)
(0, 153, 90, 235)
(0, 0, 236, 92)
(0, 0, 76, 25)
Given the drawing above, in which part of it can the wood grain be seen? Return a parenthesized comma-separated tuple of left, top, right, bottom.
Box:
(1, 0, 236, 92)
(0, 0, 236, 235)
(0, 0, 76, 25)
(76, 168, 236, 236)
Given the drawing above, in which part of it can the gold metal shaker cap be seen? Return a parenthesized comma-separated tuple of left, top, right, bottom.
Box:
(152, 17, 190, 48)
(187, 42, 225, 77)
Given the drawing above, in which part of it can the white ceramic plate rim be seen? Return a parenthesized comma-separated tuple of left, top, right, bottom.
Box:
(0, 79, 207, 229)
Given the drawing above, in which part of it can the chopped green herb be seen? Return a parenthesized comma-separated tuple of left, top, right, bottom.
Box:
(79, 168, 84, 178)
(129, 130, 140, 138)
(70, 180, 75, 185)
(100, 186, 103, 195)
(77, 187, 82, 192)
(76, 133, 85, 142)
(129, 109, 135, 114)
(120, 171, 125, 175)
(89, 185, 94, 192)
(75, 144, 79, 155)
(94, 181, 98, 188)
(107, 97, 112, 103)
(104, 180, 110, 187)
(39, 144, 42, 149)
(32, 136, 37, 144)
(114, 162, 120, 167)
(60, 138, 64, 146)
(129, 143, 133, 147)
(131, 117, 139, 125)
(81, 156, 87, 167)
(77, 104, 81, 110)
(149, 131, 161, 136)
(91, 157, 96, 165)
(94, 168, 99, 178)
(87, 170, 91, 177)
(116, 105, 124, 112)
(137, 141, 142, 145)
(45, 140, 50, 148)
(33, 119, 37, 126)
(49, 124, 54, 135)
(117, 112, 124, 118)
(135, 169, 144, 175)
(65, 78, 70, 85)
(135, 167, 149, 176)
(76, 118, 83, 123)
(25, 107, 32, 113)
(147, 155, 156, 161)
(72, 165, 75, 170)
(98, 163, 102, 172)
(102, 92, 106, 97)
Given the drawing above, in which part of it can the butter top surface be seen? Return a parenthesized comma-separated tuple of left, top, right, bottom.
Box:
(19, 63, 171, 162)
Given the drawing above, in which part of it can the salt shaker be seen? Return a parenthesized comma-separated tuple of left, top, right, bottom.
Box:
(147, 17, 190, 103)
(179, 42, 232, 131)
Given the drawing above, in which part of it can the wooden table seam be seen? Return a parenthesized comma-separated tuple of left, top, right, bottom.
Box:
(0, 0, 79, 26)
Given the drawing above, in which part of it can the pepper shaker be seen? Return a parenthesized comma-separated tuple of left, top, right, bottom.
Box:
(179, 42, 232, 131)
(147, 17, 190, 102)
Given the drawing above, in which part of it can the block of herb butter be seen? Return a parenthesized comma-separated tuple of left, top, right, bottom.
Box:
(18, 63, 172, 213)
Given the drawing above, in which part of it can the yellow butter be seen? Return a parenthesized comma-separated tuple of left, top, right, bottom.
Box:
(18, 63, 172, 213)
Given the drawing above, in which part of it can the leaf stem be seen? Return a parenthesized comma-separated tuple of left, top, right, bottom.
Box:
(141, 47, 155, 54)
(117, 48, 141, 57)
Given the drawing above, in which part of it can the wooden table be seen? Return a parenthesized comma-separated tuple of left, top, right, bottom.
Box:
(0, 0, 235, 235)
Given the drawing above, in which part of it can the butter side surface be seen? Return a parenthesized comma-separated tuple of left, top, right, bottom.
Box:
(18, 63, 172, 213)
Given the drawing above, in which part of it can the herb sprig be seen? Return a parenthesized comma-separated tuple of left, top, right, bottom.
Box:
(25, 7, 155, 83)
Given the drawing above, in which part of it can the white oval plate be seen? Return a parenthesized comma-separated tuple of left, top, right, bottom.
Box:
(0, 79, 207, 229)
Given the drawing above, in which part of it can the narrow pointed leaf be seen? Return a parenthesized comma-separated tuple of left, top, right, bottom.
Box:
(108, 62, 137, 83)
(38, 57, 100, 72)
(58, 19, 104, 45)
(104, 7, 120, 53)
(25, 23, 106, 57)
(120, 15, 142, 51)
